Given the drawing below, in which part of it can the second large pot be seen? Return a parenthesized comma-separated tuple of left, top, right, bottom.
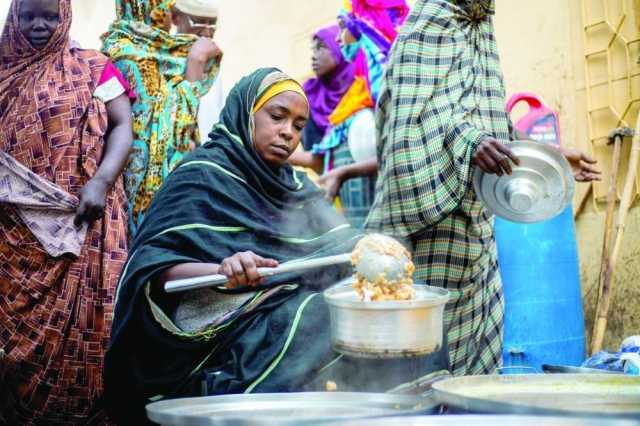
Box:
(324, 279, 450, 359)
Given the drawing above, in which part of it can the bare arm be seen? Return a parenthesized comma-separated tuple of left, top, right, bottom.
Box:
(319, 158, 378, 202)
(98, 94, 134, 185)
(509, 127, 600, 182)
(288, 150, 324, 174)
(334, 158, 378, 180)
(157, 252, 279, 291)
(75, 94, 133, 225)
(185, 38, 222, 82)
(158, 263, 220, 286)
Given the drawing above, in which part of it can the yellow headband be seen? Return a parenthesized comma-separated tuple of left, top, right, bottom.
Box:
(252, 80, 308, 113)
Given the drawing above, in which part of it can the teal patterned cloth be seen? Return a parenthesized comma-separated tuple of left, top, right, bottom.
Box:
(101, 0, 220, 236)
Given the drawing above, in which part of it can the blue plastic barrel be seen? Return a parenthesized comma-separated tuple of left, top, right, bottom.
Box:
(496, 209, 586, 371)
(497, 93, 586, 372)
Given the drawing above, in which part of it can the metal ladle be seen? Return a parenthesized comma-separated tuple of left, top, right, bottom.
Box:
(164, 234, 410, 293)
(352, 234, 412, 283)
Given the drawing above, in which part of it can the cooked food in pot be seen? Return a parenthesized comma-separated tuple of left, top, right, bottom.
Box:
(351, 234, 416, 301)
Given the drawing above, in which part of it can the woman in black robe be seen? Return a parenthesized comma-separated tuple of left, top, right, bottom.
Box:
(104, 68, 448, 423)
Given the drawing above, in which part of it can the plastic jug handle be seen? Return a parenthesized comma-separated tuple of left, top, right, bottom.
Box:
(506, 92, 544, 115)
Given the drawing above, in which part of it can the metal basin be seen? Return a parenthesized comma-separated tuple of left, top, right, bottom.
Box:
(432, 374, 640, 419)
(316, 415, 640, 426)
(146, 392, 438, 426)
(324, 279, 449, 359)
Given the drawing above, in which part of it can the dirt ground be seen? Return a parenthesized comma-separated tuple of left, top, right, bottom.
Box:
(576, 202, 640, 352)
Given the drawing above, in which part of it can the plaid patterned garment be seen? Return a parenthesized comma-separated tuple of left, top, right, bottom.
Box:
(366, 0, 508, 376)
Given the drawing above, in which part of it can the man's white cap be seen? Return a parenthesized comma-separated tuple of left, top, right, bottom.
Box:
(175, 0, 219, 18)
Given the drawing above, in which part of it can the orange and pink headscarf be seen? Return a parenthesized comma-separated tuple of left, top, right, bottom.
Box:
(330, 0, 409, 127)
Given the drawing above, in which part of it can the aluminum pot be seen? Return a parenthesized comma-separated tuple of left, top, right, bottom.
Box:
(323, 279, 449, 359)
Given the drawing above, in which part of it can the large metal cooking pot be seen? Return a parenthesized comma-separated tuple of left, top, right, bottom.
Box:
(432, 374, 640, 419)
(146, 392, 439, 426)
(318, 415, 640, 426)
(324, 279, 449, 359)
(473, 139, 575, 223)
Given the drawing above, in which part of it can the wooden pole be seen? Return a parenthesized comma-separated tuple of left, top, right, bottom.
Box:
(591, 115, 640, 353)
(591, 134, 622, 354)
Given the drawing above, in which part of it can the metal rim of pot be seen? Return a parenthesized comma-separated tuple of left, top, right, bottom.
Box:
(324, 282, 450, 310)
(431, 373, 640, 419)
(324, 280, 450, 359)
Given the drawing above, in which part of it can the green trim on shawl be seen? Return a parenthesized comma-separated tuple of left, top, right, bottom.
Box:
(279, 224, 352, 244)
(244, 293, 318, 393)
(146, 282, 187, 336)
(148, 394, 165, 402)
(183, 285, 301, 384)
(292, 169, 304, 190)
(179, 160, 248, 184)
(212, 123, 245, 147)
(317, 354, 344, 376)
(114, 248, 139, 305)
(145, 282, 272, 341)
(154, 223, 353, 245)
(104, 69, 362, 420)
(155, 224, 248, 238)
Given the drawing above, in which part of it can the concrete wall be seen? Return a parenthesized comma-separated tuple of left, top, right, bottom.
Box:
(2, 0, 638, 351)
(215, 0, 342, 89)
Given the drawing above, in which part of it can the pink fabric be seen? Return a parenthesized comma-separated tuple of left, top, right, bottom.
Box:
(351, 0, 409, 43)
(0, 150, 87, 257)
(98, 60, 136, 100)
(353, 49, 370, 87)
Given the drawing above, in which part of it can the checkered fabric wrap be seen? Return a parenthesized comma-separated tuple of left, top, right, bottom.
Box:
(366, 0, 508, 376)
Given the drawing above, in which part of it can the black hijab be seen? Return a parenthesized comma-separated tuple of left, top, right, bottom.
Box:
(104, 68, 361, 420)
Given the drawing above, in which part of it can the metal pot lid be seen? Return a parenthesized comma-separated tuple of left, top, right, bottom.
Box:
(473, 140, 574, 223)
(146, 392, 438, 426)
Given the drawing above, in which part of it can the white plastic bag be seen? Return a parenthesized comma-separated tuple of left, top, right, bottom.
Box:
(348, 108, 377, 163)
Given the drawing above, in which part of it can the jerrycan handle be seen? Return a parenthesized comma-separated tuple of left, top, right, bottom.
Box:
(506, 92, 545, 115)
